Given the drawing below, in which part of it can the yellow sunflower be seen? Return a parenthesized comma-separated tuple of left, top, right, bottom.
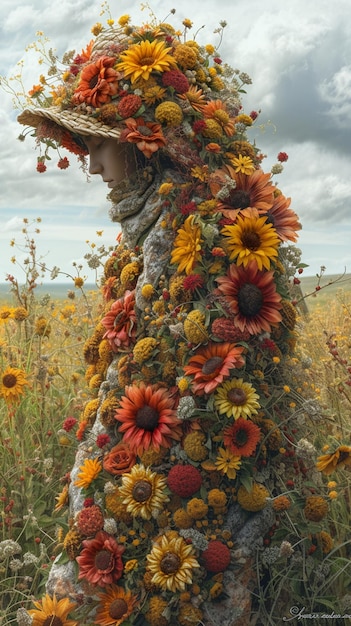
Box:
(146, 533, 200, 592)
(214, 378, 260, 419)
(74, 457, 102, 490)
(221, 214, 280, 271)
(116, 39, 176, 83)
(95, 585, 137, 626)
(28, 593, 78, 626)
(215, 447, 242, 479)
(0, 366, 28, 403)
(119, 464, 169, 520)
(170, 215, 203, 275)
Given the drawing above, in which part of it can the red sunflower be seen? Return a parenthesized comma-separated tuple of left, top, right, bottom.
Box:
(120, 117, 166, 158)
(115, 382, 182, 455)
(216, 261, 282, 336)
(101, 290, 137, 351)
(76, 531, 125, 586)
(223, 417, 261, 456)
(72, 56, 119, 108)
(209, 167, 275, 219)
(183, 341, 245, 395)
(266, 193, 302, 242)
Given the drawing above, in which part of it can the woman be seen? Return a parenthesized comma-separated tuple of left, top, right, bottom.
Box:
(17, 11, 313, 626)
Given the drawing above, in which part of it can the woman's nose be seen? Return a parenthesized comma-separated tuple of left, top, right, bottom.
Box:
(88, 155, 103, 175)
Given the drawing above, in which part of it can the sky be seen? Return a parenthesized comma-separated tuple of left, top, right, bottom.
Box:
(1, 0, 351, 285)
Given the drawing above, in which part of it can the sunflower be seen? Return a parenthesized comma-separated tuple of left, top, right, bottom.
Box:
(101, 290, 137, 351)
(221, 213, 280, 271)
(76, 530, 124, 586)
(223, 417, 261, 456)
(146, 533, 200, 592)
(116, 39, 177, 83)
(28, 594, 78, 626)
(210, 167, 275, 219)
(170, 215, 203, 275)
(115, 382, 182, 455)
(120, 117, 166, 158)
(214, 378, 260, 419)
(74, 457, 102, 490)
(216, 261, 282, 335)
(118, 464, 169, 520)
(0, 366, 28, 403)
(266, 193, 302, 242)
(316, 445, 351, 475)
(183, 341, 245, 395)
(73, 56, 119, 108)
(95, 585, 137, 626)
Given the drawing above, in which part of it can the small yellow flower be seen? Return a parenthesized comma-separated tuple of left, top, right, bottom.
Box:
(327, 481, 337, 489)
(328, 490, 338, 499)
(74, 276, 84, 288)
(141, 284, 155, 299)
(273, 356, 280, 364)
(177, 377, 189, 393)
(205, 44, 215, 55)
(231, 154, 255, 175)
(91, 22, 103, 36)
(215, 447, 241, 480)
(283, 385, 291, 393)
(158, 182, 174, 195)
(118, 14, 130, 26)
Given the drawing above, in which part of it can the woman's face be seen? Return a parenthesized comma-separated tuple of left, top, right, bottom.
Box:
(83, 136, 135, 187)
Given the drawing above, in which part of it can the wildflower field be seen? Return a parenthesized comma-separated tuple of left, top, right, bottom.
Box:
(1, 223, 351, 625)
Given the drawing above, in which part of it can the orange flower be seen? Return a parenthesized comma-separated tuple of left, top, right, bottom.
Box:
(95, 585, 137, 625)
(183, 341, 245, 395)
(216, 261, 282, 335)
(210, 167, 275, 219)
(103, 443, 136, 476)
(178, 85, 207, 112)
(101, 290, 137, 351)
(266, 193, 301, 242)
(115, 382, 182, 455)
(76, 531, 124, 586)
(203, 100, 235, 136)
(73, 56, 119, 108)
(120, 117, 166, 158)
(316, 445, 351, 475)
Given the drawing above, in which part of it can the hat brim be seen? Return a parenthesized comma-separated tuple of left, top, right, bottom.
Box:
(17, 105, 121, 139)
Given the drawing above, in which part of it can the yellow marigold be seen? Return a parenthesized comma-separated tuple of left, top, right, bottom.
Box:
(13, 307, 29, 321)
(82, 397, 100, 424)
(183, 431, 208, 462)
(158, 183, 174, 195)
(203, 118, 223, 139)
(91, 22, 103, 36)
(105, 486, 133, 524)
(63, 528, 82, 560)
(155, 101, 183, 127)
(197, 199, 217, 215)
(235, 113, 253, 126)
(118, 14, 130, 26)
(237, 482, 269, 512)
(177, 377, 189, 393)
(208, 489, 227, 513)
(183, 309, 208, 344)
(210, 76, 225, 91)
(141, 283, 155, 300)
(195, 67, 207, 83)
(272, 495, 291, 512)
(153, 300, 166, 316)
(186, 498, 209, 520)
(173, 508, 193, 529)
(173, 43, 198, 69)
(178, 603, 203, 626)
(133, 337, 158, 364)
(317, 530, 333, 554)
(205, 44, 215, 55)
(145, 595, 169, 626)
(120, 261, 140, 285)
(89, 373, 103, 389)
(304, 495, 328, 522)
(99, 395, 119, 429)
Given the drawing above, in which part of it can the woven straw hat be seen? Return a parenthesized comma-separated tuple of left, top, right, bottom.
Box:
(17, 105, 121, 139)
